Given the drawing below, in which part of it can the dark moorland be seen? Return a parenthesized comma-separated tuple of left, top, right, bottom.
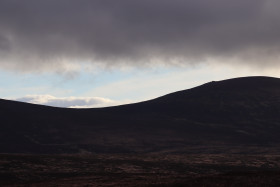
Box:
(1, 76, 280, 186)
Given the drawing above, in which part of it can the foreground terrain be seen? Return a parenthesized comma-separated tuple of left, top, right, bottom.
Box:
(1, 152, 280, 186)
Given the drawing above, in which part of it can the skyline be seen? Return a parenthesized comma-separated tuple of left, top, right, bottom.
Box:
(1, 0, 280, 108)
(2, 64, 278, 108)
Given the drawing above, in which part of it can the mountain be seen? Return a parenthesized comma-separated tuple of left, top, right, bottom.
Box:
(1, 76, 280, 154)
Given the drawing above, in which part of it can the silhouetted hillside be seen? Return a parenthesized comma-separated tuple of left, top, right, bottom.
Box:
(1, 76, 280, 154)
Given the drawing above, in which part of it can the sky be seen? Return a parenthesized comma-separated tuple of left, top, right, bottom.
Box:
(0, 0, 280, 108)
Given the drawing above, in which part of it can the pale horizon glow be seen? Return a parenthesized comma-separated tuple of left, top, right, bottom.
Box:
(2, 63, 279, 108)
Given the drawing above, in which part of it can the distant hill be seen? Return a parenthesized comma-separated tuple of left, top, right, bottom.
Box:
(1, 76, 280, 154)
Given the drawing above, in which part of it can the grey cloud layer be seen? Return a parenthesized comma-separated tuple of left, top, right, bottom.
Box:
(0, 0, 279, 70)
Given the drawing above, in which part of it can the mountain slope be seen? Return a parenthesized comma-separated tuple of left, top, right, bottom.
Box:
(1, 76, 280, 154)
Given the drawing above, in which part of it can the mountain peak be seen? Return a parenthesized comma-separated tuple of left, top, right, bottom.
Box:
(157, 76, 280, 100)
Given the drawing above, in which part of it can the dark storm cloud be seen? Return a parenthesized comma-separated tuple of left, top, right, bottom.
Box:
(0, 0, 279, 71)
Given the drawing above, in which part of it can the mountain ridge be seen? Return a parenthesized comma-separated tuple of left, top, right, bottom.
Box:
(1, 76, 278, 108)
(1, 76, 280, 154)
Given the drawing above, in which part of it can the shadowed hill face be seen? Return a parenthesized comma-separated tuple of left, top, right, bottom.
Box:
(156, 76, 280, 103)
(119, 76, 280, 121)
(1, 76, 280, 154)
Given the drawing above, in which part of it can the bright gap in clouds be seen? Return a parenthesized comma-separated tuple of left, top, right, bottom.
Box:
(2, 63, 280, 108)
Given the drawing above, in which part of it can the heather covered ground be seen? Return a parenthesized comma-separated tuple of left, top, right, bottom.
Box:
(1, 153, 280, 186)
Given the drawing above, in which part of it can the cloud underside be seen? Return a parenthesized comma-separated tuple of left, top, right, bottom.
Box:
(15, 95, 123, 108)
(0, 0, 280, 71)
